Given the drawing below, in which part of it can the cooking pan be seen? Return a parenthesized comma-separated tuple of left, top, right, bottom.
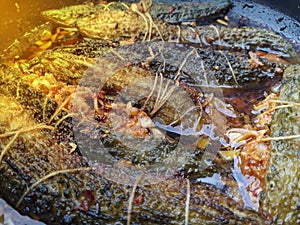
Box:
(0, 0, 299, 224)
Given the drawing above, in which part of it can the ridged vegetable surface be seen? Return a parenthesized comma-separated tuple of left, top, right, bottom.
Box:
(260, 65, 300, 224)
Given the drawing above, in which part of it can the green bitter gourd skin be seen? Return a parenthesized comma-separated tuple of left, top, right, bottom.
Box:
(260, 65, 300, 224)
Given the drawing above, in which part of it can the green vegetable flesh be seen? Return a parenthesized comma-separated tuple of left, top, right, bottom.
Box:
(260, 65, 300, 224)
(150, 0, 232, 24)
